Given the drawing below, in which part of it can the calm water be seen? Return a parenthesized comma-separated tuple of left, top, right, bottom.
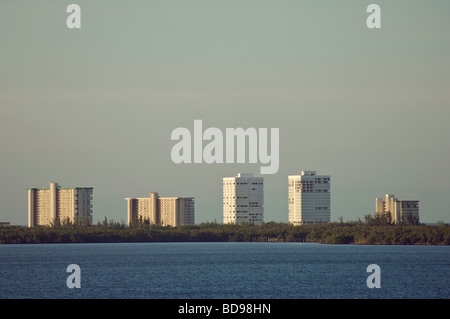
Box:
(0, 242, 449, 299)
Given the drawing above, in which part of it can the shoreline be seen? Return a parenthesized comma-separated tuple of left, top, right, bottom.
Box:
(1, 240, 449, 246)
(1, 222, 449, 245)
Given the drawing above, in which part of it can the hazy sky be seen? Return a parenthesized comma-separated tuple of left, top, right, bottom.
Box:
(1, 1, 449, 225)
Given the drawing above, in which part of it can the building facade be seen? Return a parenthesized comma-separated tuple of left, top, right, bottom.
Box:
(288, 171, 331, 225)
(223, 173, 264, 225)
(27, 182, 93, 227)
(126, 192, 194, 227)
(375, 194, 419, 224)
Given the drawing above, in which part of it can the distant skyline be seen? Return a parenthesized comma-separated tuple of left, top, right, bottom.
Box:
(1, 1, 449, 225)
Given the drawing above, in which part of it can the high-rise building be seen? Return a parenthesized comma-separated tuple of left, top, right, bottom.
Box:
(288, 171, 331, 225)
(125, 192, 194, 227)
(223, 173, 264, 225)
(375, 194, 419, 224)
(27, 182, 93, 227)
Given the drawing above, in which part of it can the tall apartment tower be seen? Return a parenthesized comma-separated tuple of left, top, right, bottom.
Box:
(223, 173, 264, 225)
(375, 194, 419, 224)
(126, 192, 194, 227)
(288, 171, 331, 225)
(27, 182, 93, 227)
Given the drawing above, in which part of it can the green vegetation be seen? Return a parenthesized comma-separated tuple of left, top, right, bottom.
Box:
(1, 215, 449, 245)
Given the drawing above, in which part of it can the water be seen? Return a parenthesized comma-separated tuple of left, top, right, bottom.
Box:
(0, 242, 449, 299)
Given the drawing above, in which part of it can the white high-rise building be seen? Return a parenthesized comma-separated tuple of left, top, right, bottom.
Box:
(288, 171, 331, 225)
(223, 173, 264, 225)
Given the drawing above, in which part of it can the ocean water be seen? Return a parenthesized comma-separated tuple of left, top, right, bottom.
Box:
(0, 242, 449, 299)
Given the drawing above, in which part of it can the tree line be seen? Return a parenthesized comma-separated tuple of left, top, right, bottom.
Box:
(0, 215, 449, 245)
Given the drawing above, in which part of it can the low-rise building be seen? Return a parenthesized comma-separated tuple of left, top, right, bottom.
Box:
(27, 182, 93, 227)
(126, 192, 194, 227)
(375, 194, 419, 224)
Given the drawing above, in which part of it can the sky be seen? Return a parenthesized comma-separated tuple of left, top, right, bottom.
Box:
(1, 1, 449, 225)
